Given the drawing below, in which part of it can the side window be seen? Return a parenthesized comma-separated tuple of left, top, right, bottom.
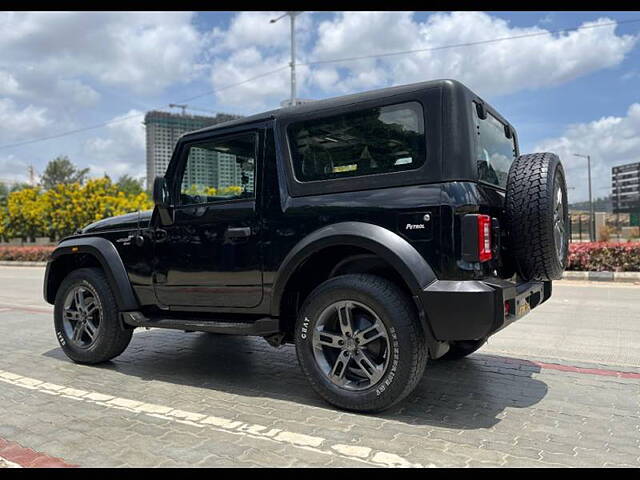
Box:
(473, 103, 516, 189)
(178, 133, 256, 205)
(288, 102, 425, 182)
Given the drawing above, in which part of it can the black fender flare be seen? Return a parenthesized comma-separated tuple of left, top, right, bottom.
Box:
(270, 221, 438, 316)
(43, 237, 139, 311)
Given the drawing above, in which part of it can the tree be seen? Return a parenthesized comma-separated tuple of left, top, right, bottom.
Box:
(40, 156, 90, 190)
(116, 174, 144, 196)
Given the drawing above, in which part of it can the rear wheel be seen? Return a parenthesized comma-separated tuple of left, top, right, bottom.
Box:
(295, 274, 427, 413)
(54, 268, 133, 364)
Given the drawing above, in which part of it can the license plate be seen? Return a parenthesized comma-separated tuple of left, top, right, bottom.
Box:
(517, 299, 531, 317)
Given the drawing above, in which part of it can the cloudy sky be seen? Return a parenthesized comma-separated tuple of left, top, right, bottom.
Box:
(0, 10, 639, 202)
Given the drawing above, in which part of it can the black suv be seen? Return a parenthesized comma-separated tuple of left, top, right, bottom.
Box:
(44, 79, 568, 412)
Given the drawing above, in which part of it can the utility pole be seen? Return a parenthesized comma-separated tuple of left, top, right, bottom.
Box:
(27, 165, 36, 186)
(573, 153, 594, 241)
(270, 11, 303, 107)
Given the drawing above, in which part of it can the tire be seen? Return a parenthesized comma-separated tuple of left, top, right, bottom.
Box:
(505, 152, 569, 281)
(54, 267, 133, 364)
(295, 274, 427, 413)
(439, 339, 486, 360)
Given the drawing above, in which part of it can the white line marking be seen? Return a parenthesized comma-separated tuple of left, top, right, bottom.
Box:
(0, 369, 429, 467)
(0, 457, 21, 468)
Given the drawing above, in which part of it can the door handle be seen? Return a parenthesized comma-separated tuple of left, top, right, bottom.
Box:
(226, 227, 252, 239)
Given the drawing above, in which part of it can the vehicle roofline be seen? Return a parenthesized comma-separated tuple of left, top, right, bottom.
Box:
(181, 79, 480, 138)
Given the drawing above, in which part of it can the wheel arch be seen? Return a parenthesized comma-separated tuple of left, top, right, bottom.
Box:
(44, 237, 139, 311)
(271, 221, 437, 319)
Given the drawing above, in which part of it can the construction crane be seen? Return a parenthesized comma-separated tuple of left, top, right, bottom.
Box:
(168, 104, 219, 116)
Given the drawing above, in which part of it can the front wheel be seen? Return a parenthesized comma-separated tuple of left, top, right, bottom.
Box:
(54, 267, 133, 364)
(295, 274, 427, 413)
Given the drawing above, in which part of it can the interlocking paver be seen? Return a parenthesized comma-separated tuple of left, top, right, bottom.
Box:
(0, 278, 639, 468)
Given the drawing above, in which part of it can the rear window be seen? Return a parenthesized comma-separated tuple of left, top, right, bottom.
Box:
(472, 102, 516, 188)
(288, 102, 425, 182)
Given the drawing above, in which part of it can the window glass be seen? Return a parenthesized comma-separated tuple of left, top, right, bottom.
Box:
(179, 133, 256, 205)
(473, 103, 516, 188)
(288, 102, 425, 182)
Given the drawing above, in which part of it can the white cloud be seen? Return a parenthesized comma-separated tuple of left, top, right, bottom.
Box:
(209, 47, 310, 111)
(0, 70, 22, 96)
(84, 109, 146, 180)
(534, 103, 640, 203)
(0, 98, 52, 141)
(0, 12, 204, 97)
(206, 12, 315, 111)
(0, 154, 30, 184)
(205, 11, 637, 110)
(208, 11, 310, 53)
(308, 12, 638, 98)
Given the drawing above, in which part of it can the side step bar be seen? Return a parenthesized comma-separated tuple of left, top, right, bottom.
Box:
(122, 311, 280, 336)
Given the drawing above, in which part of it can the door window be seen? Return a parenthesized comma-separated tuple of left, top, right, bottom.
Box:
(178, 133, 257, 205)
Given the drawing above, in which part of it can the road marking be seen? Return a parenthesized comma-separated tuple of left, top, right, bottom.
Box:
(485, 355, 640, 379)
(0, 438, 76, 468)
(0, 457, 21, 468)
(0, 369, 428, 468)
(0, 303, 52, 314)
(534, 361, 640, 379)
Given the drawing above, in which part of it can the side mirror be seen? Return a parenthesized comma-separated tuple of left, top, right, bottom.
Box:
(153, 176, 169, 206)
(504, 125, 513, 139)
(152, 176, 174, 225)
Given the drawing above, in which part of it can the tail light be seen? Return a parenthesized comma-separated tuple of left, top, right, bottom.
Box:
(461, 214, 493, 263)
(477, 214, 492, 262)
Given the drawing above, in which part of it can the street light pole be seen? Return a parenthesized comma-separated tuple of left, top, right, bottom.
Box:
(270, 11, 303, 107)
(573, 153, 594, 241)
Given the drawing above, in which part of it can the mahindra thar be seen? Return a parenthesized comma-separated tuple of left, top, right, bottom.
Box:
(44, 79, 568, 412)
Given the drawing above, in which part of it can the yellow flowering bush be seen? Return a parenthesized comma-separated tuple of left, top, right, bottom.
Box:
(4, 187, 47, 240)
(0, 177, 152, 241)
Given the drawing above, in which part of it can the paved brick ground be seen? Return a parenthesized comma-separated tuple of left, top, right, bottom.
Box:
(0, 303, 639, 467)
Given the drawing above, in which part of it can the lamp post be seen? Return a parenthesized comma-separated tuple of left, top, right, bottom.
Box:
(270, 11, 303, 107)
(573, 153, 594, 241)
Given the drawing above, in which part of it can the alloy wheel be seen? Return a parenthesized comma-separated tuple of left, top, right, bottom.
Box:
(311, 300, 391, 391)
(62, 284, 102, 348)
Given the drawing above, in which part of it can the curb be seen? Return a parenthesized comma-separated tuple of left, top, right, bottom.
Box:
(0, 261, 46, 267)
(562, 271, 640, 283)
(0, 261, 637, 282)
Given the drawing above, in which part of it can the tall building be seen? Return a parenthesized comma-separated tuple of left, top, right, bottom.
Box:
(612, 161, 640, 214)
(144, 110, 240, 189)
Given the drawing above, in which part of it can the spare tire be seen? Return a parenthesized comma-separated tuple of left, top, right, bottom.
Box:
(505, 152, 569, 281)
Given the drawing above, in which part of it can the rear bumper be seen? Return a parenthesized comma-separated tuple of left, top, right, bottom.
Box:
(419, 277, 551, 341)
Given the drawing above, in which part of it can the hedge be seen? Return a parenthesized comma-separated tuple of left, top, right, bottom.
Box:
(0, 246, 55, 262)
(567, 242, 640, 272)
(1, 242, 638, 272)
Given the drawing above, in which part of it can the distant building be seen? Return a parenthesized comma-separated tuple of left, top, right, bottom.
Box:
(612, 161, 640, 214)
(144, 110, 241, 189)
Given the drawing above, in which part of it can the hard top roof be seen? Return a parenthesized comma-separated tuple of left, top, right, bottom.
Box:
(183, 79, 476, 137)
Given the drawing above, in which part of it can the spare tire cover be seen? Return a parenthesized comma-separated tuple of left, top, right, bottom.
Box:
(505, 152, 569, 281)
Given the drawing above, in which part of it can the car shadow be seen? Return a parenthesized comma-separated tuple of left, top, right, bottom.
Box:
(43, 329, 548, 429)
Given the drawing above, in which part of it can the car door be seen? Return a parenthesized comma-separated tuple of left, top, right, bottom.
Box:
(152, 129, 263, 308)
